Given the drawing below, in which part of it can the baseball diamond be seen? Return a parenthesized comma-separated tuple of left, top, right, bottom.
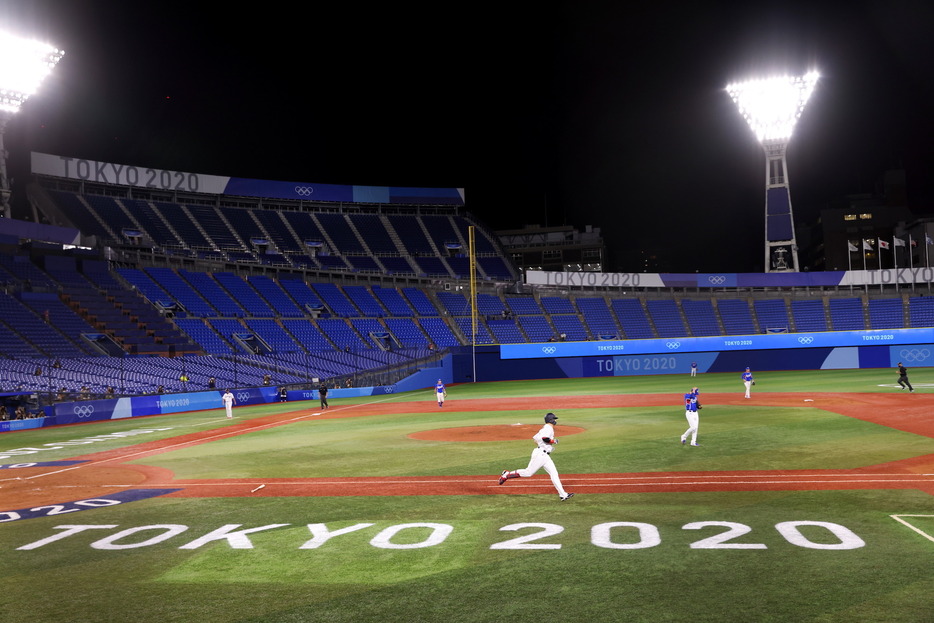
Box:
(3, 390, 933, 507)
(3, 374, 934, 623)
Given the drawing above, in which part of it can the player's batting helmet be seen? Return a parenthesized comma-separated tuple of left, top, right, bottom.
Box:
(544, 413, 558, 424)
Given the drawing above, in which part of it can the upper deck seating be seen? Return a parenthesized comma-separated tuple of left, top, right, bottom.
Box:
(610, 299, 655, 339)
(753, 299, 790, 333)
(246, 275, 305, 317)
(790, 300, 827, 332)
(717, 299, 756, 335)
(215, 273, 275, 317)
(181, 270, 245, 317)
(372, 286, 415, 316)
(646, 299, 687, 338)
(828, 297, 865, 331)
(576, 297, 618, 339)
(681, 299, 720, 337)
(402, 287, 441, 316)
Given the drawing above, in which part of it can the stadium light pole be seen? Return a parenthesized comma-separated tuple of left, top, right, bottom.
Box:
(0, 31, 64, 218)
(727, 71, 819, 272)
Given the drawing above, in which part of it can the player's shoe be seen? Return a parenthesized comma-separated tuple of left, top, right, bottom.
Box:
(680, 437, 686, 445)
(560, 493, 575, 501)
(910, 389, 914, 393)
(690, 443, 700, 446)
(499, 470, 509, 485)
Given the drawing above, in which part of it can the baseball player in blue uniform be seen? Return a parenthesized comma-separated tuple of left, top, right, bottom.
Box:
(680, 387, 700, 446)
(742, 367, 754, 399)
(499, 412, 574, 500)
(435, 379, 447, 407)
(690, 361, 697, 377)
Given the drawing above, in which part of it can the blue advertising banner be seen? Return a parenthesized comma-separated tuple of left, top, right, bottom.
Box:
(888, 344, 934, 367)
(501, 328, 934, 360)
(0, 419, 47, 433)
(222, 178, 464, 205)
(53, 397, 134, 425)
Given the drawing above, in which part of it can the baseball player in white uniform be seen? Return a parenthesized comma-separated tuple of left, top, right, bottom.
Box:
(222, 389, 236, 418)
(498, 412, 574, 500)
(680, 387, 700, 446)
(742, 367, 754, 399)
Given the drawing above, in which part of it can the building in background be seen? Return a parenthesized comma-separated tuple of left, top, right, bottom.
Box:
(495, 224, 605, 276)
(804, 170, 927, 271)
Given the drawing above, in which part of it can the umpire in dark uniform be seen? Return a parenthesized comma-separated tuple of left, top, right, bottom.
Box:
(896, 362, 914, 392)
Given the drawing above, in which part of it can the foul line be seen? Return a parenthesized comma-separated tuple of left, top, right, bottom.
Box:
(889, 514, 934, 543)
(11, 393, 413, 483)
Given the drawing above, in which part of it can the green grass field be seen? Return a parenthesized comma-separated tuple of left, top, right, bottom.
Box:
(2, 370, 933, 623)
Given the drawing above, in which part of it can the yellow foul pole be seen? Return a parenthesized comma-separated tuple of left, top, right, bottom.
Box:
(469, 226, 477, 382)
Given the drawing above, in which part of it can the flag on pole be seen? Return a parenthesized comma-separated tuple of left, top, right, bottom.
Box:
(862, 240, 873, 251)
(911, 237, 918, 247)
(926, 234, 933, 245)
(879, 240, 890, 250)
(847, 241, 858, 252)
(894, 237, 906, 247)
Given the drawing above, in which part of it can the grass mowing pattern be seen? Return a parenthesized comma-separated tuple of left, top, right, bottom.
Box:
(2, 372, 933, 623)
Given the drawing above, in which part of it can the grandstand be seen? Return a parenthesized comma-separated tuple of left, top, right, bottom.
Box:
(1, 157, 932, 422)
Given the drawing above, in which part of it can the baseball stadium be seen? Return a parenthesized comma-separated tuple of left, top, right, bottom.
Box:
(2, 23, 934, 623)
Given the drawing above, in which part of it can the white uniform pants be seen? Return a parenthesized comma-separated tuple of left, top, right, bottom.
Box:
(682, 410, 698, 444)
(744, 380, 752, 398)
(516, 448, 568, 497)
(225, 403, 233, 418)
(437, 391, 445, 405)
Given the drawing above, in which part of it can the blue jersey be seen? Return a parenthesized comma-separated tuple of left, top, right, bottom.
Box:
(684, 392, 698, 412)
(436, 381, 446, 394)
(742, 372, 753, 382)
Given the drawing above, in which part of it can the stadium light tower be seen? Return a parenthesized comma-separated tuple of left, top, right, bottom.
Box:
(727, 71, 819, 272)
(0, 31, 64, 218)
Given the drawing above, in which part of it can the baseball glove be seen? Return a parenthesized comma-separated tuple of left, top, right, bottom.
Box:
(752, 381, 756, 386)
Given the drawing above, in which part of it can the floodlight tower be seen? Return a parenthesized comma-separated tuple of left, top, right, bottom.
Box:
(727, 72, 819, 272)
(0, 31, 64, 218)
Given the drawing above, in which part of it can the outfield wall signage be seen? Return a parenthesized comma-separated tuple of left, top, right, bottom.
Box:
(500, 328, 934, 360)
(32, 152, 464, 205)
(458, 340, 928, 382)
(526, 269, 934, 288)
(45, 388, 281, 428)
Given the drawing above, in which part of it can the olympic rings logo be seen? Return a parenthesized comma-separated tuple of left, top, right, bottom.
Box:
(707, 275, 726, 285)
(666, 342, 681, 350)
(542, 346, 557, 354)
(798, 336, 814, 344)
(73, 405, 95, 417)
(383, 386, 395, 393)
(236, 392, 251, 402)
(898, 348, 931, 362)
(294, 186, 315, 196)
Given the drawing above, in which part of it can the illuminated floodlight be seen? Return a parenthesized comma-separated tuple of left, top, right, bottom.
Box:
(0, 31, 65, 218)
(0, 31, 65, 114)
(727, 71, 819, 272)
(727, 72, 819, 143)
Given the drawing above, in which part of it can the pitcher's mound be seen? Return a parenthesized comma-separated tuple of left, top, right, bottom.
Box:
(409, 424, 586, 442)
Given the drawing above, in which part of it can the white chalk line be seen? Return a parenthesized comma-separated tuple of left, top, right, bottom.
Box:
(16, 473, 934, 492)
(889, 514, 934, 543)
(3, 393, 413, 484)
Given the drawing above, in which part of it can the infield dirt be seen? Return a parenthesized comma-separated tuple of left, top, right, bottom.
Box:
(2, 392, 932, 506)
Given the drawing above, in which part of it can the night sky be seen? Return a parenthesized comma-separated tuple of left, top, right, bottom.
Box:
(2, 1, 932, 273)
